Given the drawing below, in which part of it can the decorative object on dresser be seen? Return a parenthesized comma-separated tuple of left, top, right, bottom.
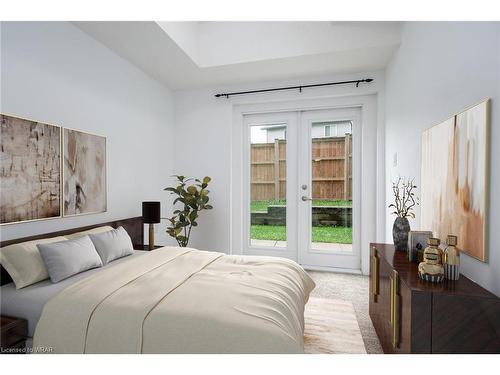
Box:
(421, 99, 490, 262)
(1, 315, 28, 354)
(443, 235, 460, 280)
(369, 243, 500, 353)
(142, 201, 161, 250)
(418, 238, 444, 283)
(0, 114, 62, 225)
(407, 231, 432, 263)
(164, 175, 213, 247)
(63, 128, 106, 217)
(389, 177, 419, 251)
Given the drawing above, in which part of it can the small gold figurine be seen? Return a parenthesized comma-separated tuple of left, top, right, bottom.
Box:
(418, 237, 444, 283)
(443, 235, 460, 280)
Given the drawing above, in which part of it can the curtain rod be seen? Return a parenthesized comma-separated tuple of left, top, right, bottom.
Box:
(214, 78, 373, 98)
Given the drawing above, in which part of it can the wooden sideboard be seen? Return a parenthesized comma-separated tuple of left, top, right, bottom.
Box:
(369, 243, 500, 353)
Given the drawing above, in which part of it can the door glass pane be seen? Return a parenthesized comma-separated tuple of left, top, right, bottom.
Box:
(250, 123, 287, 248)
(310, 121, 353, 252)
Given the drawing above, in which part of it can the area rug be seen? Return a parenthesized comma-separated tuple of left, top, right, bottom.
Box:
(304, 297, 367, 354)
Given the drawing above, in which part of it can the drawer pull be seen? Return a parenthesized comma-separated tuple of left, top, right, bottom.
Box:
(390, 270, 400, 349)
(371, 247, 379, 302)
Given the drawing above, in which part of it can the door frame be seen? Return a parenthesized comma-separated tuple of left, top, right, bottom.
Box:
(231, 94, 378, 275)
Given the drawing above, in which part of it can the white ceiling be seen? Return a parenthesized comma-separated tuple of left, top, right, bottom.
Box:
(74, 21, 402, 90)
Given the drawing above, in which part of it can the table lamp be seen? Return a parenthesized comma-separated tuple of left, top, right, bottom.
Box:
(142, 201, 161, 250)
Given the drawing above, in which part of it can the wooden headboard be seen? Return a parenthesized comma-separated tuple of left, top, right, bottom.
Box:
(0, 216, 144, 286)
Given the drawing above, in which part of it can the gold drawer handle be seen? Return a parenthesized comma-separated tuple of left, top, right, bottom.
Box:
(371, 247, 379, 302)
(390, 270, 400, 349)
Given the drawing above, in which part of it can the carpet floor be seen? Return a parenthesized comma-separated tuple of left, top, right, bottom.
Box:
(307, 271, 383, 354)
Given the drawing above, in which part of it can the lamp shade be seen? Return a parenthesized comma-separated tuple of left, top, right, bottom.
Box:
(142, 201, 161, 224)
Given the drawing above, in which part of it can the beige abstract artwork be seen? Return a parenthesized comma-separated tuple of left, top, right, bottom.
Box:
(421, 100, 489, 261)
(63, 128, 106, 216)
(0, 114, 61, 224)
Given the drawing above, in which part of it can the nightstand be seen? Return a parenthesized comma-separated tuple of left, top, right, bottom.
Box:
(1, 316, 27, 354)
(133, 244, 164, 251)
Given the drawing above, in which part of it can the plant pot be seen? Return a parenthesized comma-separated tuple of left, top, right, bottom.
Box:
(393, 217, 410, 251)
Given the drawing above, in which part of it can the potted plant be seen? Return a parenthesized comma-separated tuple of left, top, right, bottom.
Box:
(164, 175, 213, 247)
(389, 177, 419, 251)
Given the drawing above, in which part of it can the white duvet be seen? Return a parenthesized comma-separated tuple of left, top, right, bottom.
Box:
(33, 247, 315, 354)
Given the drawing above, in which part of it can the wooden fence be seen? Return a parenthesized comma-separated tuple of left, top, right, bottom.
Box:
(251, 135, 352, 201)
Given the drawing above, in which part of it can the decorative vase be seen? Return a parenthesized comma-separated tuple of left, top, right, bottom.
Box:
(392, 217, 410, 251)
(443, 235, 460, 281)
(418, 237, 444, 283)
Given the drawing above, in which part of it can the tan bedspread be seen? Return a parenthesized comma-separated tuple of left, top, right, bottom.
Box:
(33, 247, 315, 353)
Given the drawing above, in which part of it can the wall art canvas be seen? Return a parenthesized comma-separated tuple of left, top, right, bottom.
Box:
(63, 128, 106, 216)
(421, 99, 489, 262)
(0, 114, 61, 224)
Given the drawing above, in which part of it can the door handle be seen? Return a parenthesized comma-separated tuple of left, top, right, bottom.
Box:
(301, 196, 312, 202)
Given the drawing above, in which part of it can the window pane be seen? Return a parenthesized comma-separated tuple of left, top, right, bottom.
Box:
(310, 121, 352, 252)
(250, 124, 287, 248)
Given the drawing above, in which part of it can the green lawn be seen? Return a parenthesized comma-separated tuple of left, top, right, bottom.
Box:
(251, 225, 352, 244)
(251, 199, 352, 213)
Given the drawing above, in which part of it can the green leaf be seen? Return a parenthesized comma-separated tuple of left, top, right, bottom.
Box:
(204, 204, 213, 209)
(189, 211, 198, 222)
(203, 176, 211, 184)
(173, 197, 185, 205)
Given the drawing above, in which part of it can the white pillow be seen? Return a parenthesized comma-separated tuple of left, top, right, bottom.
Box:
(89, 226, 134, 265)
(0, 236, 67, 289)
(37, 236, 103, 283)
(64, 226, 113, 240)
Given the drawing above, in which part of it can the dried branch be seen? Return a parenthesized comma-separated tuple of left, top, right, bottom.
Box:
(389, 177, 419, 218)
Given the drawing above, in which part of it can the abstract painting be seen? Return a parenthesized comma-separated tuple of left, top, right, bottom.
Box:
(0, 114, 61, 224)
(421, 99, 489, 262)
(63, 128, 106, 216)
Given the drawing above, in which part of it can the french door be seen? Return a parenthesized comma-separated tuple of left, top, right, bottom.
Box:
(243, 107, 361, 271)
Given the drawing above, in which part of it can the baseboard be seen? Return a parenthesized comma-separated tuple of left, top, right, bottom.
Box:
(301, 264, 363, 275)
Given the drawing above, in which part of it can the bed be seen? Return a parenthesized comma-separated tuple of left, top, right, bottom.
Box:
(0, 217, 315, 354)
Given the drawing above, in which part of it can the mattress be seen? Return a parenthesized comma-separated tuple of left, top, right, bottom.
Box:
(0, 250, 146, 337)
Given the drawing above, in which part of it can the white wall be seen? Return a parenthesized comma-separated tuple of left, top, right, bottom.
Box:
(385, 22, 500, 295)
(173, 71, 386, 261)
(0, 22, 176, 245)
